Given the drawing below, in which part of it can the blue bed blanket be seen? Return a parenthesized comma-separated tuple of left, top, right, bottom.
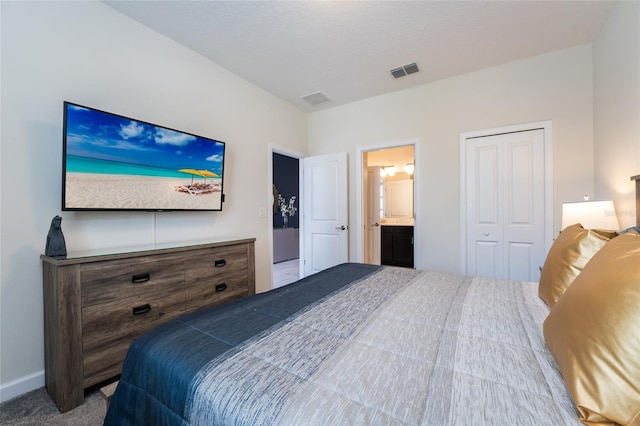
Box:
(104, 263, 383, 426)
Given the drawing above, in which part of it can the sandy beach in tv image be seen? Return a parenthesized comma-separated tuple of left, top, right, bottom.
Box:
(63, 103, 224, 210)
(65, 172, 222, 210)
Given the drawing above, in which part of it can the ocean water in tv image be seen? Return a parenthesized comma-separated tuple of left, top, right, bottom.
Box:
(66, 155, 188, 178)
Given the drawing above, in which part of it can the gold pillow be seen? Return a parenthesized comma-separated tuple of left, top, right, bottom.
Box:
(543, 231, 640, 426)
(538, 224, 616, 307)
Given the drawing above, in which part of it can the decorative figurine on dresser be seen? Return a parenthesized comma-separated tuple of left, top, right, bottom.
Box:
(45, 215, 67, 258)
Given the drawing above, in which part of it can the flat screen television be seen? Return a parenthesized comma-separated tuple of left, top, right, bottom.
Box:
(62, 101, 225, 211)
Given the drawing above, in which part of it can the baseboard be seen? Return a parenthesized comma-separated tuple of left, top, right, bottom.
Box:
(0, 370, 45, 404)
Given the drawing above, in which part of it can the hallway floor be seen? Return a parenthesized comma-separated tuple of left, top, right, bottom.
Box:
(273, 258, 299, 288)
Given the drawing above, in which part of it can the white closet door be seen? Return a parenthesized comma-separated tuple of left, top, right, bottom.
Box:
(466, 129, 545, 281)
(467, 135, 504, 278)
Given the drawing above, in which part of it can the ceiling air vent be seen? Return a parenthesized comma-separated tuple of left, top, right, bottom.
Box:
(390, 67, 406, 78)
(302, 91, 331, 106)
(390, 62, 420, 79)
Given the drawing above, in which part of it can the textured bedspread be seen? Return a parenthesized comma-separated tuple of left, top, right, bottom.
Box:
(104, 263, 579, 425)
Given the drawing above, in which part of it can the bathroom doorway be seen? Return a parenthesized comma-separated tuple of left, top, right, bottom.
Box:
(361, 144, 416, 267)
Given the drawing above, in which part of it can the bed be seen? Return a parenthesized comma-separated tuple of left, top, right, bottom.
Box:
(105, 185, 640, 426)
(105, 262, 582, 425)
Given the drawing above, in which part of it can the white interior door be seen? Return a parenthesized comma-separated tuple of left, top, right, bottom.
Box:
(365, 166, 381, 264)
(303, 152, 348, 276)
(467, 135, 503, 278)
(466, 129, 545, 281)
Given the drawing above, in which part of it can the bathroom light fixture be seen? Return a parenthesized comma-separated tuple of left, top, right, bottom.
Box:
(379, 165, 397, 178)
(404, 164, 414, 175)
(380, 165, 412, 177)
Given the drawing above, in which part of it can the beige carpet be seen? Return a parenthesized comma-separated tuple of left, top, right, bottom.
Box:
(0, 387, 106, 426)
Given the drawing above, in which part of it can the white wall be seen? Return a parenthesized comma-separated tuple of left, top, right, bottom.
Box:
(309, 44, 595, 273)
(594, 1, 640, 229)
(0, 1, 307, 399)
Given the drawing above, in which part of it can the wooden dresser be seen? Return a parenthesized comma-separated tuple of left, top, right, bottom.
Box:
(41, 238, 255, 412)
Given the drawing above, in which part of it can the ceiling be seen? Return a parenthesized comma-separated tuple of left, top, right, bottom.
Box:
(104, 1, 616, 113)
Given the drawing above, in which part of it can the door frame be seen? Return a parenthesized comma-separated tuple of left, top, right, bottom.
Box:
(268, 144, 305, 289)
(356, 138, 421, 269)
(458, 120, 553, 276)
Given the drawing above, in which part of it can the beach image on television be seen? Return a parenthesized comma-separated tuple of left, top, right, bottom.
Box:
(63, 102, 225, 211)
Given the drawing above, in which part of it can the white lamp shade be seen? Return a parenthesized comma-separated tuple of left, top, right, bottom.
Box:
(561, 200, 619, 230)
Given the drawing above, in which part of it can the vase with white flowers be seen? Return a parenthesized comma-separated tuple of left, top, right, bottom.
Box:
(278, 194, 297, 228)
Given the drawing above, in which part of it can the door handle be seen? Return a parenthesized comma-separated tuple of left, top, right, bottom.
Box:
(335, 225, 347, 230)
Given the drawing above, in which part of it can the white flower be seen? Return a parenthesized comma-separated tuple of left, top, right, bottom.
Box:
(278, 195, 297, 217)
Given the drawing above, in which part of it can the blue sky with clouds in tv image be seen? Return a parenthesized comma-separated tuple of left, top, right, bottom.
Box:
(65, 103, 224, 178)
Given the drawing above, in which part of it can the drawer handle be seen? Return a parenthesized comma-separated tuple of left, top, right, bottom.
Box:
(131, 273, 150, 284)
(132, 304, 151, 315)
(214, 259, 226, 267)
(215, 283, 227, 292)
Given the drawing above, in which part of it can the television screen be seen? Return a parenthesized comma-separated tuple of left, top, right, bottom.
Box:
(62, 102, 225, 211)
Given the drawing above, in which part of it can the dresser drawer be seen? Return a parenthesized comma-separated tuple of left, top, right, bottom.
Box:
(185, 245, 248, 283)
(82, 289, 185, 344)
(82, 328, 144, 388)
(82, 289, 185, 385)
(81, 256, 185, 306)
(185, 270, 249, 311)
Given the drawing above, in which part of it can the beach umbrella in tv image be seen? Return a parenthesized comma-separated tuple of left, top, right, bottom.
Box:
(178, 168, 204, 185)
(198, 170, 218, 183)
